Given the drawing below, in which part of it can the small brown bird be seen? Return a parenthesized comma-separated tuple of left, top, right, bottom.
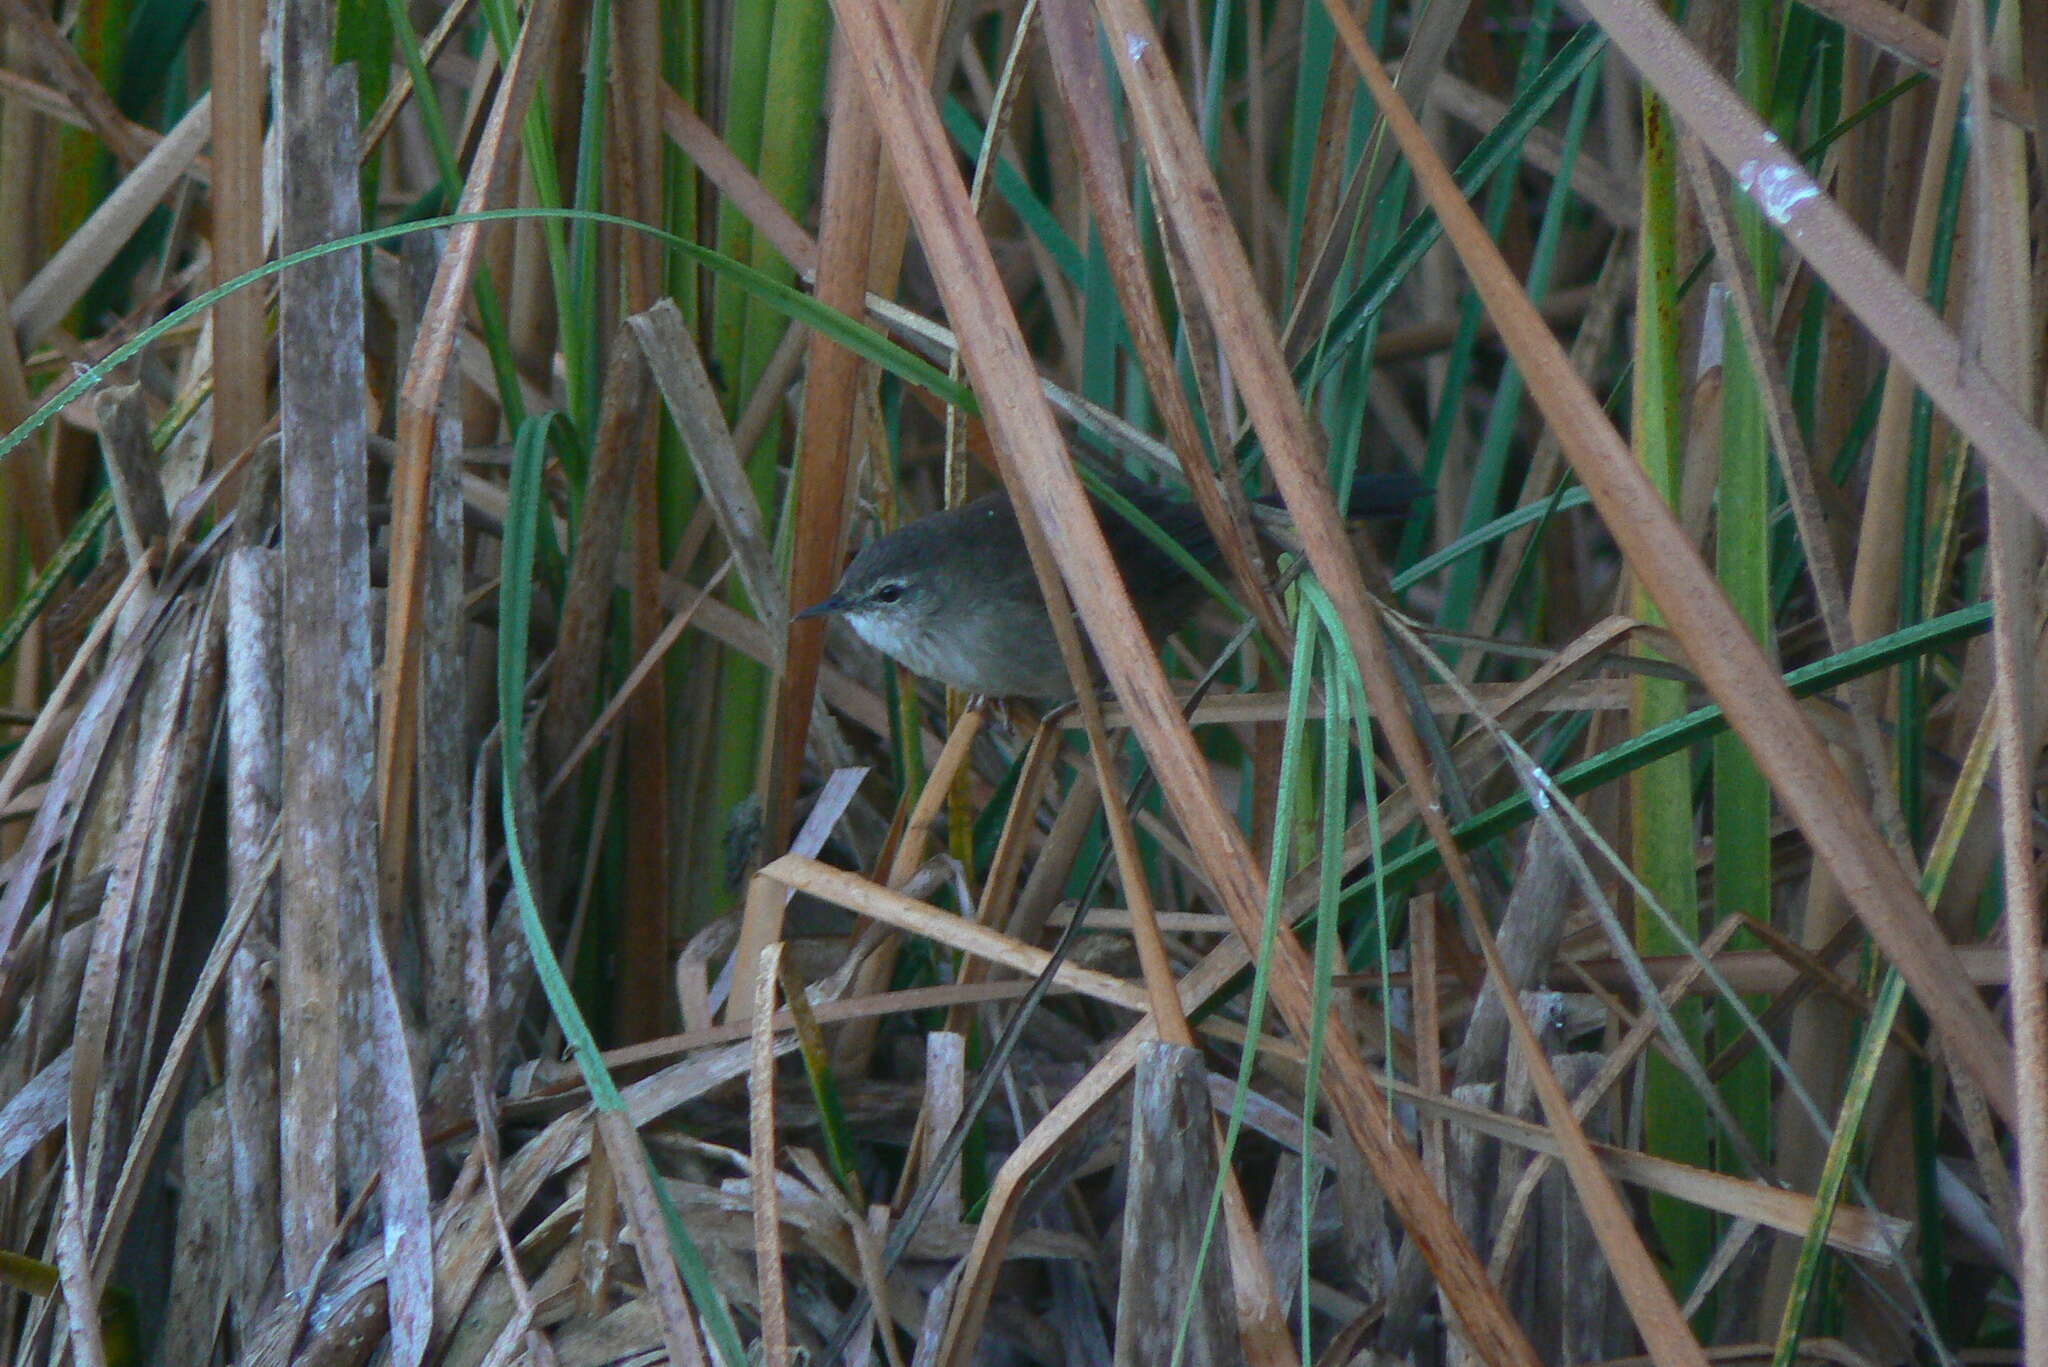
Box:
(797, 471, 1426, 699)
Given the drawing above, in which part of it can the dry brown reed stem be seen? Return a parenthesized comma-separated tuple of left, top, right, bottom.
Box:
(1379, 1079, 1909, 1263)
(275, 60, 373, 1291)
(748, 943, 791, 1367)
(358, 0, 478, 159)
(660, 89, 820, 276)
(540, 332, 653, 790)
(1461, 244, 1635, 688)
(888, 706, 984, 886)
(765, 854, 1146, 1016)
(964, 716, 1061, 947)
(930, 715, 1064, 1050)
(944, 0, 1039, 513)
(621, 389, 673, 1038)
(1966, 0, 2048, 1340)
(9, 97, 210, 351)
(1076, 691, 1201, 1051)
(379, 0, 565, 914)
(207, 0, 263, 479)
(632, 303, 786, 646)
(1799, 0, 2035, 125)
(1038, 0, 1290, 659)
(596, 1111, 710, 1366)
(770, 50, 885, 850)
(1491, 914, 1751, 1281)
(986, 26, 1217, 1078)
(1115, 1043, 1246, 1367)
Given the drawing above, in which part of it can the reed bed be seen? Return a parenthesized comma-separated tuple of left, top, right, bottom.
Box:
(0, 0, 2043, 1362)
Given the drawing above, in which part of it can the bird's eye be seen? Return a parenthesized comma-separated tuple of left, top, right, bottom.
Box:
(873, 583, 904, 604)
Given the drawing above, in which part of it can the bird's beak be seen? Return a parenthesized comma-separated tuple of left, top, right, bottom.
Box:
(794, 594, 844, 621)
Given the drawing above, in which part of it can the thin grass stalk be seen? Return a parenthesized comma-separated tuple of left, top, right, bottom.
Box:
(1037, 0, 1293, 660)
(1409, 0, 1556, 586)
(1302, 581, 1390, 1346)
(472, 0, 574, 397)
(615, 18, 678, 1049)
(564, 0, 613, 444)
(1439, 50, 1595, 639)
(1295, 25, 1609, 411)
(1179, 601, 1317, 1367)
(1459, 244, 1634, 668)
(1631, 83, 1713, 1284)
(1281, 3, 1334, 300)
(1771, 965, 1913, 1363)
(711, 0, 776, 394)
(1353, 604, 1990, 904)
(1892, 89, 1974, 1336)
(377, 0, 570, 987)
(1710, 0, 1781, 1302)
(378, 0, 528, 424)
(741, 0, 829, 420)
(206, 0, 263, 480)
(1280, 0, 1444, 372)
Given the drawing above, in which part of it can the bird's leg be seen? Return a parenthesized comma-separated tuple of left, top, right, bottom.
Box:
(968, 692, 1032, 738)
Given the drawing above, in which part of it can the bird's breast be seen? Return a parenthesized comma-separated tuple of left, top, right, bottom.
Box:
(847, 602, 1071, 699)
